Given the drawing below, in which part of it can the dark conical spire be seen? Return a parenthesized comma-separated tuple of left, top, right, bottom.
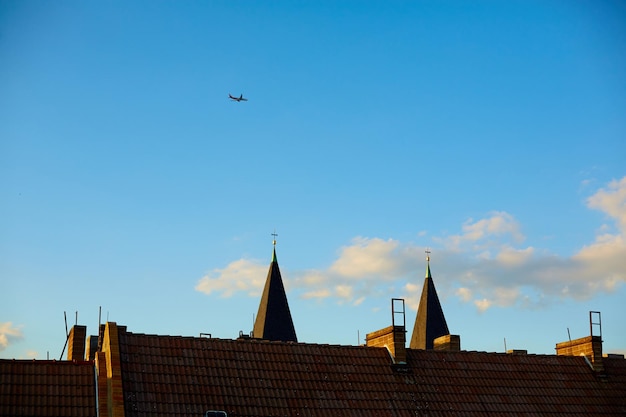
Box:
(410, 252, 449, 350)
(253, 237, 297, 342)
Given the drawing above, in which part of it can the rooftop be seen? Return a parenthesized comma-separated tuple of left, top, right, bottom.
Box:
(112, 324, 626, 416)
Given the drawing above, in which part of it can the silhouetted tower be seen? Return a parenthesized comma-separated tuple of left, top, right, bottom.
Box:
(410, 251, 449, 349)
(253, 235, 298, 342)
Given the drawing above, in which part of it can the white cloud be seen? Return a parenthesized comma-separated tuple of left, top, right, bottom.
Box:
(567, 177, 626, 294)
(335, 285, 354, 300)
(439, 211, 524, 253)
(496, 246, 534, 266)
(195, 259, 267, 297)
(301, 288, 331, 300)
(353, 296, 366, 306)
(456, 287, 473, 302)
(328, 237, 404, 280)
(196, 237, 424, 305)
(195, 177, 626, 313)
(587, 176, 626, 233)
(474, 299, 492, 312)
(0, 322, 24, 351)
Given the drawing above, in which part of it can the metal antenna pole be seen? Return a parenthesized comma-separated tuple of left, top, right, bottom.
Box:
(60, 312, 69, 360)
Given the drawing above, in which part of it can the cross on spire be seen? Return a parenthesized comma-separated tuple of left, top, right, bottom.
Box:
(272, 231, 278, 246)
(425, 248, 431, 262)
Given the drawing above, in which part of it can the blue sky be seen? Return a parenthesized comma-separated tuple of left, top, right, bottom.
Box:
(1, 1, 625, 360)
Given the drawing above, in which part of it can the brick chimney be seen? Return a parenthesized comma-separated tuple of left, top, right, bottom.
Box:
(366, 325, 407, 364)
(556, 335, 604, 373)
(67, 325, 87, 361)
(433, 334, 461, 352)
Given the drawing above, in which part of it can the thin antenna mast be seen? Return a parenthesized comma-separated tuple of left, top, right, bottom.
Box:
(59, 311, 69, 360)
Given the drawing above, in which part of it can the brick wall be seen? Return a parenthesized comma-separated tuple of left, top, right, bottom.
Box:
(101, 322, 126, 417)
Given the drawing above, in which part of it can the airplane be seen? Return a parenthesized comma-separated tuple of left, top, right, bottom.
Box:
(229, 93, 248, 102)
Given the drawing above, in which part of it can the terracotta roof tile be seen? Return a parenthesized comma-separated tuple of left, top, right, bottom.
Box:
(114, 328, 626, 416)
(0, 359, 96, 417)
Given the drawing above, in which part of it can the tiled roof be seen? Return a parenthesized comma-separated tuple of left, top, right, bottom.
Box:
(405, 349, 626, 415)
(604, 355, 626, 384)
(117, 327, 626, 417)
(0, 359, 96, 417)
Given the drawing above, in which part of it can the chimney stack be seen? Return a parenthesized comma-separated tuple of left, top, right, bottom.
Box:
(366, 325, 407, 364)
(556, 335, 604, 372)
(67, 325, 87, 361)
(556, 311, 605, 373)
(506, 349, 528, 355)
(433, 334, 461, 352)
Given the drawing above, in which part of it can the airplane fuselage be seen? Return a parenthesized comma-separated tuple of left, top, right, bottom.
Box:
(229, 94, 247, 102)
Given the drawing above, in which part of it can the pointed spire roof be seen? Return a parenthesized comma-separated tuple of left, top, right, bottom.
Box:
(253, 238, 297, 342)
(409, 253, 449, 350)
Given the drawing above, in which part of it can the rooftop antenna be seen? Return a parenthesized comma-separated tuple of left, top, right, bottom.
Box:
(75, 311, 78, 326)
(567, 327, 572, 344)
(59, 311, 69, 360)
(98, 306, 101, 328)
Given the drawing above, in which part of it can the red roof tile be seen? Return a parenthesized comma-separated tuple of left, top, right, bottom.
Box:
(0, 359, 96, 417)
(115, 328, 626, 417)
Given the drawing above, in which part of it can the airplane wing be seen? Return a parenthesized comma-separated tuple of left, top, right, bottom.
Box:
(228, 93, 247, 101)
